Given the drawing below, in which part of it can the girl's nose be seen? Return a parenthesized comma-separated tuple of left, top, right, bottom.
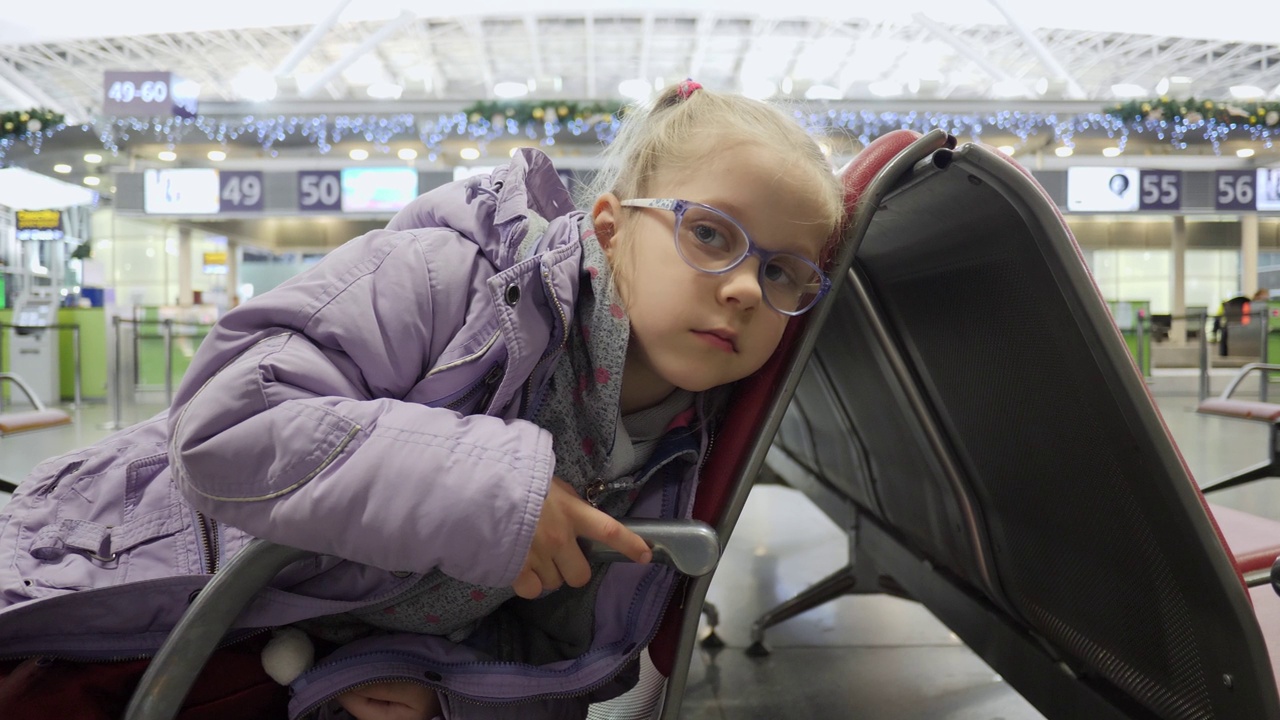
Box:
(718, 257, 763, 309)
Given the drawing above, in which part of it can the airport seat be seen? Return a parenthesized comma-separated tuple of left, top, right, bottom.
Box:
(0, 372, 71, 493)
(1196, 362, 1280, 492)
(762, 139, 1280, 718)
(121, 128, 943, 719)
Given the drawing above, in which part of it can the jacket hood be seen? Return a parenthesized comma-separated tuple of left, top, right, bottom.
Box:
(386, 148, 580, 272)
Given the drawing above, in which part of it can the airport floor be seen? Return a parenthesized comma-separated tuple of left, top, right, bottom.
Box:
(1, 378, 1278, 719)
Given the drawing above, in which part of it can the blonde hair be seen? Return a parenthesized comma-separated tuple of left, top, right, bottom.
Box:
(577, 83, 845, 267)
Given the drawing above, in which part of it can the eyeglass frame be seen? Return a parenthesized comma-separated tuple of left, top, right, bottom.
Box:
(619, 197, 833, 317)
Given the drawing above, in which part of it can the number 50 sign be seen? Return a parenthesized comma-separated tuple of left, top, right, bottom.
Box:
(298, 171, 342, 212)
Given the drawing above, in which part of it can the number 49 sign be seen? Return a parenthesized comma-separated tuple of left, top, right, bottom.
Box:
(219, 171, 263, 212)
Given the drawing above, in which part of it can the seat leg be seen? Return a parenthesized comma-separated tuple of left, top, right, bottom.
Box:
(746, 565, 858, 656)
(699, 601, 725, 649)
(1201, 458, 1277, 493)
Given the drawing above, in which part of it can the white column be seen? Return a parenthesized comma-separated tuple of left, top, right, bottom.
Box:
(1171, 215, 1187, 345)
(177, 226, 193, 306)
(226, 241, 239, 309)
(1242, 212, 1260, 297)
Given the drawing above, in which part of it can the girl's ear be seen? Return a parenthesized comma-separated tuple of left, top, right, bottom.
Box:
(591, 193, 623, 259)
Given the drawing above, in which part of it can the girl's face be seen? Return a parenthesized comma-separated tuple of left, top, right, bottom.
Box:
(593, 143, 834, 413)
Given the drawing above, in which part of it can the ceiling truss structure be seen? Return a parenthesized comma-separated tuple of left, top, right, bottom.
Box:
(0, 14, 1278, 122)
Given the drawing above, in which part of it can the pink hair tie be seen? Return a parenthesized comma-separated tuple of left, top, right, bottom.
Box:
(677, 79, 702, 100)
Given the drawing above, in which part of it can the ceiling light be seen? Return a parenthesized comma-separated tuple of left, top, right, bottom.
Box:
(1230, 85, 1265, 99)
(1170, 76, 1193, 84)
(231, 67, 277, 103)
(997, 146, 1016, 156)
(991, 80, 1027, 98)
(158, 151, 177, 162)
(741, 78, 777, 100)
(1102, 147, 1122, 157)
(397, 148, 418, 160)
(493, 82, 529, 99)
(83, 153, 102, 164)
(207, 150, 226, 162)
(804, 84, 843, 101)
(367, 82, 404, 100)
(349, 148, 369, 161)
(867, 80, 902, 98)
(1155, 77, 1170, 96)
(618, 79, 652, 101)
(460, 147, 481, 161)
(53, 164, 72, 174)
(781, 77, 794, 94)
(1055, 146, 1074, 157)
(83, 176, 100, 186)
(1237, 148, 1256, 158)
(1110, 83, 1148, 99)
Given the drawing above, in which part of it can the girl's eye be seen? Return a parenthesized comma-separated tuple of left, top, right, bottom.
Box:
(692, 223, 729, 249)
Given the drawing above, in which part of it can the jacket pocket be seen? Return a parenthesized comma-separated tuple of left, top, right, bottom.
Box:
(4, 449, 195, 601)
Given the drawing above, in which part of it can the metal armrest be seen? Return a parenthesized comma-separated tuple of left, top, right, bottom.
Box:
(0, 372, 48, 411)
(1219, 363, 1280, 401)
(124, 519, 720, 720)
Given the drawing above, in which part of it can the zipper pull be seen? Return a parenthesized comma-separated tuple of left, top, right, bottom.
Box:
(477, 364, 505, 412)
(585, 480, 606, 507)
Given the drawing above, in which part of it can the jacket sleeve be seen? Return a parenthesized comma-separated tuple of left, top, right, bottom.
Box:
(168, 227, 552, 589)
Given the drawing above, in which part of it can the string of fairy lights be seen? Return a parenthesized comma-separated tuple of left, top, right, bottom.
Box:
(0, 105, 1277, 164)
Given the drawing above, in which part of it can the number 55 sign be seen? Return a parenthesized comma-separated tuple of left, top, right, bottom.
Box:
(1139, 170, 1181, 210)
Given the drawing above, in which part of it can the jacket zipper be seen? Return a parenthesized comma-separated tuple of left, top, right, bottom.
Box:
(195, 510, 219, 574)
(521, 266, 570, 419)
(443, 363, 505, 413)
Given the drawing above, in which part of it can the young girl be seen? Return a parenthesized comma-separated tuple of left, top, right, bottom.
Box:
(0, 81, 844, 719)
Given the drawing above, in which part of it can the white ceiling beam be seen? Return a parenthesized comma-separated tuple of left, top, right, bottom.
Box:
(410, 20, 446, 98)
(987, 0, 1085, 99)
(913, 13, 1037, 99)
(461, 17, 496, 97)
(524, 15, 545, 83)
(688, 12, 716, 80)
(0, 59, 81, 123)
(299, 10, 416, 98)
(275, 0, 352, 78)
(637, 12, 654, 85)
(585, 13, 596, 99)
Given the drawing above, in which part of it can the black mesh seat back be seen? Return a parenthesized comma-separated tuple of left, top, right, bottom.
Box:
(776, 295, 983, 582)
(854, 143, 1279, 720)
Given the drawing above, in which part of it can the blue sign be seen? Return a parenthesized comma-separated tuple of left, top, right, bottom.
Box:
(103, 71, 198, 118)
(298, 170, 342, 212)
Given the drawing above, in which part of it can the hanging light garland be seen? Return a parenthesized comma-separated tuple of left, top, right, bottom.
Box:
(1, 99, 1277, 164)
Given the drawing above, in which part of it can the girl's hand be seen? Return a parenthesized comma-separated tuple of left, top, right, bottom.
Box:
(336, 681, 441, 720)
(512, 477, 653, 599)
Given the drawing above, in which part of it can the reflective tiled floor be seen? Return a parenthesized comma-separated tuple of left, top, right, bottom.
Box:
(2, 381, 1279, 719)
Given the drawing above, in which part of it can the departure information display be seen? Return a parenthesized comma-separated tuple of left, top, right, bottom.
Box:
(1067, 167, 1184, 212)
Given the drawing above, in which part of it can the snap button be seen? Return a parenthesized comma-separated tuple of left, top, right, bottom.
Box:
(391, 570, 412, 578)
(187, 589, 201, 604)
(504, 284, 521, 306)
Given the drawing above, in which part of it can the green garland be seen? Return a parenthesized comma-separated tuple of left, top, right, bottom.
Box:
(1, 108, 64, 140)
(462, 100, 625, 126)
(1106, 97, 1280, 127)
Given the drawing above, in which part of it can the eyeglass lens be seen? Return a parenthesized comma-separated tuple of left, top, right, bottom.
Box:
(675, 204, 823, 313)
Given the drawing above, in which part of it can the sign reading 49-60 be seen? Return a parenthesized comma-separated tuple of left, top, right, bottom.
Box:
(103, 71, 199, 118)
